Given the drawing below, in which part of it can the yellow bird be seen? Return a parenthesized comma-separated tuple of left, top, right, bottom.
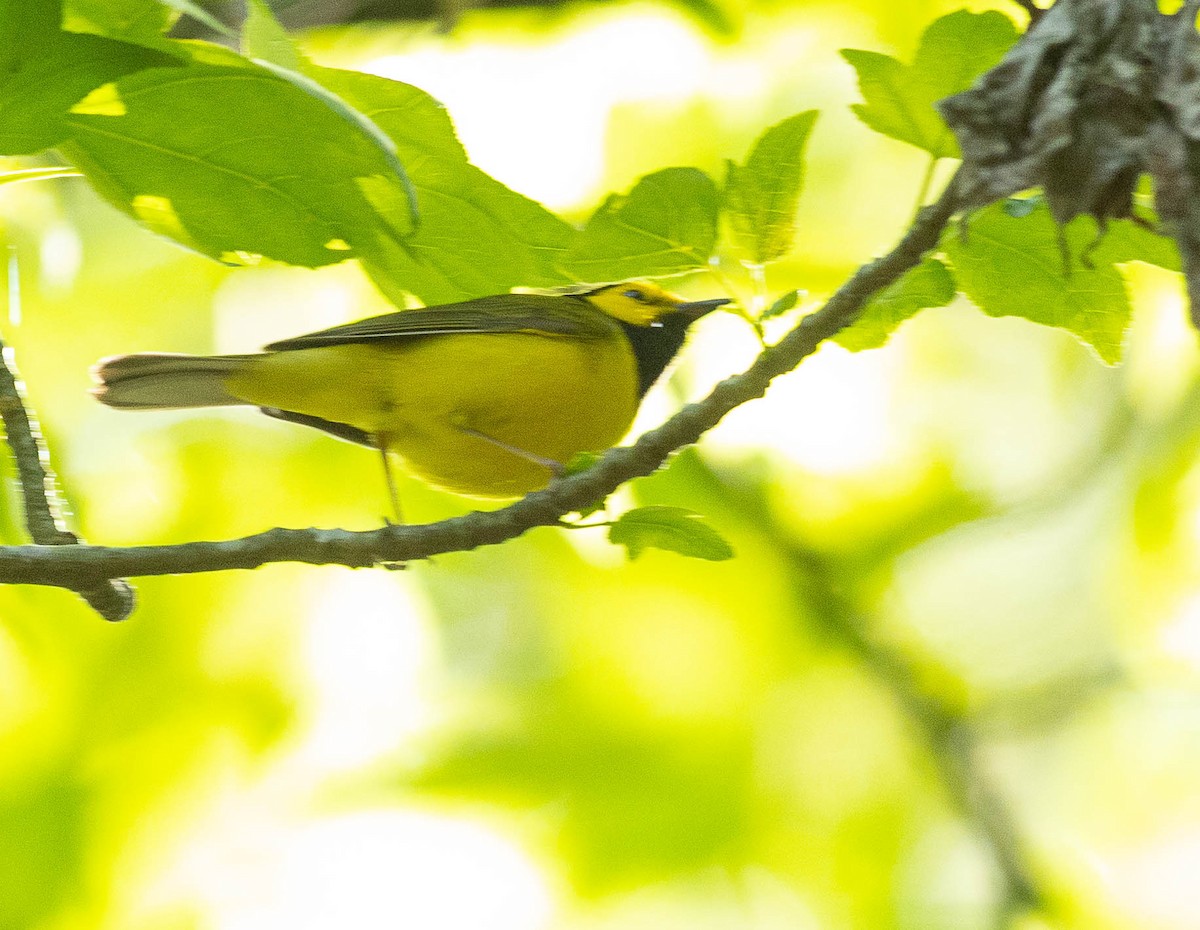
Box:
(91, 280, 728, 502)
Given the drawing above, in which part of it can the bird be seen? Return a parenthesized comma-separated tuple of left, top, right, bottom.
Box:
(91, 280, 729, 510)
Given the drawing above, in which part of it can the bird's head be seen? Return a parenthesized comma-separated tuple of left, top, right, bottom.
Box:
(581, 280, 730, 326)
(555, 280, 730, 396)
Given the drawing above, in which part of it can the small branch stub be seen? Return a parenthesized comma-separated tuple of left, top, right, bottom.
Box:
(0, 341, 134, 620)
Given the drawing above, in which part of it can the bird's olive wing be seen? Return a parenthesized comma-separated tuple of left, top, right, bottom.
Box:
(264, 294, 612, 351)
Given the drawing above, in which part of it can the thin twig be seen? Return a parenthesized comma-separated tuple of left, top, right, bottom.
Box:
(762, 528, 1041, 923)
(684, 454, 1046, 924)
(0, 339, 134, 620)
(913, 155, 939, 223)
(0, 174, 962, 597)
(704, 474, 1055, 922)
(789, 545, 1044, 923)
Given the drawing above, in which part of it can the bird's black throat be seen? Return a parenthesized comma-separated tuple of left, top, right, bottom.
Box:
(618, 316, 695, 397)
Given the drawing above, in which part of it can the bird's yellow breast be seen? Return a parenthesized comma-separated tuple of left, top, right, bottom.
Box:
(223, 331, 639, 497)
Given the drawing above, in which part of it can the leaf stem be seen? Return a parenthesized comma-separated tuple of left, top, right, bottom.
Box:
(913, 155, 940, 224)
(708, 261, 766, 345)
(746, 261, 769, 316)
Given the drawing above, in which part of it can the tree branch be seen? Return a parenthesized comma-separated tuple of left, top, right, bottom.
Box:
(680, 453, 1047, 926)
(0, 173, 962, 599)
(0, 336, 135, 620)
(785, 542, 1045, 925)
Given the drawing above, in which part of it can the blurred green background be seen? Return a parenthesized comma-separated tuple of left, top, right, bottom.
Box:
(2, 0, 1199, 928)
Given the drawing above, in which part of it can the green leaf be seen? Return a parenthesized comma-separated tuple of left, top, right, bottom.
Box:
(841, 10, 1018, 157)
(564, 168, 721, 281)
(40, 5, 571, 308)
(836, 257, 956, 351)
(62, 61, 416, 269)
(65, 0, 174, 38)
(309, 67, 467, 165)
(762, 288, 801, 321)
(0, 3, 179, 155)
(609, 506, 734, 561)
(159, 0, 232, 35)
(238, 6, 419, 242)
(243, 0, 301, 71)
(911, 10, 1019, 100)
(942, 201, 1179, 364)
(312, 66, 575, 304)
(724, 110, 818, 263)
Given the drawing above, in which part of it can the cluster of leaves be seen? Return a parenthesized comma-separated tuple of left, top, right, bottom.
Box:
(836, 8, 1182, 362)
(0, 0, 813, 307)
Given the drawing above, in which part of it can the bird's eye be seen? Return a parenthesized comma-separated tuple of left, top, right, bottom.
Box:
(622, 288, 647, 302)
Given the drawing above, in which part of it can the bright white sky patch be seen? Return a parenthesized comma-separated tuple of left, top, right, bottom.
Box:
(366, 10, 728, 210)
(1097, 832, 1200, 928)
(1160, 593, 1200, 670)
(293, 571, 438, 772)
(138, 801, 554, 930)
(695, 321, 903, 475)
(126, 567, 550, 930)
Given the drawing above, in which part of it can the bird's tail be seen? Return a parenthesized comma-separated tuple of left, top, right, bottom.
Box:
(91, 353, 257, 409)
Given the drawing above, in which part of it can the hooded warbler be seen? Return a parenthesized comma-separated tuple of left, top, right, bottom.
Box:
(91, 280, 728, 499)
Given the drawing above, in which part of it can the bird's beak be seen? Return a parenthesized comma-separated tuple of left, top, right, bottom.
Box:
(674, 297, 731, 320)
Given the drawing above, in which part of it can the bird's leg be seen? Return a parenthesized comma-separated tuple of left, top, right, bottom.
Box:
(459, 427, 565, 477)
(380, 445, 404, 524)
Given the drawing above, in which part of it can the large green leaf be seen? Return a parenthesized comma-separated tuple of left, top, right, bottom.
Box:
(65, 0, 230, 40)
(841, 10, 1018, 158)
(240, 0, 573, 303)
(242, 0, 301, 71)
(836, 257, 957, 351)
(0, 1, 178, 155)
(724, 110, 818, 264)
(564, 168, 721, 281)
(62, 62, 416, 269)
(65, 0, 175, 38)
(942, 201, 1180, 364)
(314, 66, 575, 304)
(160, 0, 232, 35)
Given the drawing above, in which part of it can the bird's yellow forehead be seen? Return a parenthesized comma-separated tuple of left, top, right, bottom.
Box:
(583, 280, 686, 326)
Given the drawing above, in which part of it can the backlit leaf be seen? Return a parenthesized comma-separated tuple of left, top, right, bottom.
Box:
(62, 62, 416, 268)
(0, 2, 178, 155)
(841, 10, 1018, 157)
(609, 506, 735, 561)
(724, 110, 818, 263)
(65, 0, 174, 38)
(314, 66, 575, 303)
(942, 201, 1179, 364)
(243, 0, 302, 71)
(836, 257, 957, 350)
(564, 168, 721, 281)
